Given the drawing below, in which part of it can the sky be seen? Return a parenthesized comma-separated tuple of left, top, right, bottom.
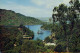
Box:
(0, 0, 70, 18)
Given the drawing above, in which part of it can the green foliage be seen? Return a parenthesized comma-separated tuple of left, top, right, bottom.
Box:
(18, 24, 34, 38)
(0, 9, 43, 25)
(44, 36, 53, 43)
(41, 24, 53, 30)
(0, 25, 23, 51)
(54, 44, 63, 52)
(52, 0, 80, 52)
(45, 45, 55, 52)
(22, 40, 46, 52)
(0, 25, 34, 53)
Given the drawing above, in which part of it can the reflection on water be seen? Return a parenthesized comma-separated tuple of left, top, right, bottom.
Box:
(25, 25, 51, 40)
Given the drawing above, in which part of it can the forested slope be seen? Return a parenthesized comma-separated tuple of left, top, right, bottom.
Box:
(0, 9, 43, 25)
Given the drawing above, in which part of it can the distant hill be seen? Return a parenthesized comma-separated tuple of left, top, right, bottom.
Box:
(37, 17, 53, 22)
(0, 9, 43, 26)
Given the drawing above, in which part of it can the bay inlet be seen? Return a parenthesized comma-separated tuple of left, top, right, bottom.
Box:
(25, 25, 51, 40)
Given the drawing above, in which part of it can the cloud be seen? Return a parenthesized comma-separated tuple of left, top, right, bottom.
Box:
(0, 0, 71, 17)
(31, 0, 70, 9)
(31, 0, 45, 6)
(0, 2, 52, 17)
(62, 0, 70, 5)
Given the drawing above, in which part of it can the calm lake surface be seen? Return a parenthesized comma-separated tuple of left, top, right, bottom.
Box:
(25, 25, 51, 40)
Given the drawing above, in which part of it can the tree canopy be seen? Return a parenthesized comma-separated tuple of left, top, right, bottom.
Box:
(52, 0, 80, 52)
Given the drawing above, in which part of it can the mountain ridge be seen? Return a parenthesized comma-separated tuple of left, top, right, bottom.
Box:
(0, 9, 43, 26)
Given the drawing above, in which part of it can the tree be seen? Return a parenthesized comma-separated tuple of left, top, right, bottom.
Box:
(44, 37, 52, 43)
(22, 40, 46, 52)
(52, 4, 69, 52)
(52, 0, 80, 52)
(54, 44, 63, 52)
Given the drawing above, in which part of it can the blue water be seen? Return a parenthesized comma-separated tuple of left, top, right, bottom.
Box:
(25, 25, 51, 40)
